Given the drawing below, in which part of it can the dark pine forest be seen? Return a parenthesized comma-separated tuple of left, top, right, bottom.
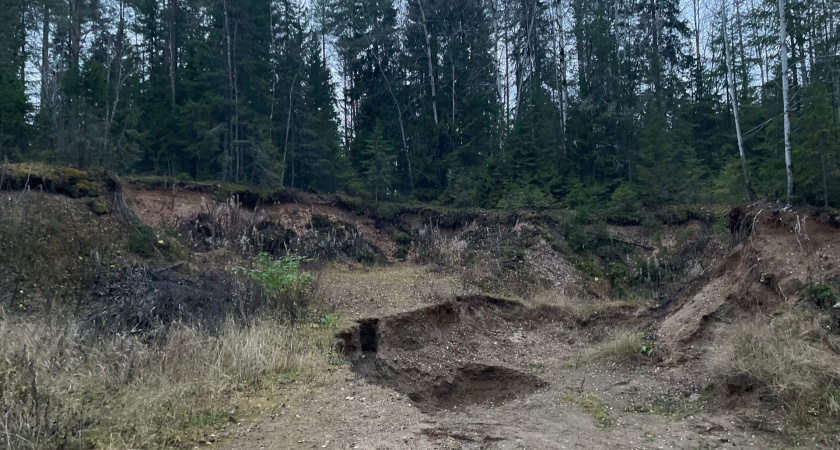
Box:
(1, 0, 839, 209)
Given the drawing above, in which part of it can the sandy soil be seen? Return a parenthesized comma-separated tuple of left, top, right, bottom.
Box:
(659, 201, 840, 360)
(217, 267, 798, 450)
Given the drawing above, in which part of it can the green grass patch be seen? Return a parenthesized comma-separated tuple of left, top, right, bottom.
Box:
(560, 392, 613, 427)
(625, 394, 703, 420)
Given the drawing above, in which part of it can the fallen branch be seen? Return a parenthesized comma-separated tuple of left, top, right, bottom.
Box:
(153, 262, 184, 275)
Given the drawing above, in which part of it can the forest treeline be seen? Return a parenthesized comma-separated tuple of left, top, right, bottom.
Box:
(0, 0, 839, 208)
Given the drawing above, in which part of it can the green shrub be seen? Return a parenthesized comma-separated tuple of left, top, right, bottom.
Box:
(234, 253, 313, 299)
(394, 232, 413, 246)
(128, 224, 157, 258)
(354, 247, 376, 265)
(575, 256, 602, 278)
(393, 247, 409, 261)
(377, 203, 401, 221)
(809, 284, 839, 309)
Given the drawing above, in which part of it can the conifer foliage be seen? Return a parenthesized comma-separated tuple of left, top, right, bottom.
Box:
(2, 0, 840, 208)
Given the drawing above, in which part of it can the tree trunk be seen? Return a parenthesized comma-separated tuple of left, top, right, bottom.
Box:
(223, 0, 235, 181)
(820, 144, 829, 207)
(450, 44, 456, 126)
(69, 0, 81, 66)
(167, 0, 177, 107)
(778, 0, 794, 202)
(40, 2, 49, 109)
(553, 0, 568, 156)
(514, 0, 538, 122)
(281, 73, 298, 188)
(102, 1, 128, 168)
(733, 0, 749, 91)
(416, 0, 438, 125)
(693, 0, 700, 64)
(723, 6, 755, 200)
(366, 40, 413, 192)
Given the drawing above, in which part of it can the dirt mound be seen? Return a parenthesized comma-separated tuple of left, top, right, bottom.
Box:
(339, 296, 552, 412)
(659, 201, 840, 360)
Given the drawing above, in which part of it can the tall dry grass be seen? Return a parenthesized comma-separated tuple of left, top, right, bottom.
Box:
(0, 310, 331, 449)
(713, 306, 840, 442)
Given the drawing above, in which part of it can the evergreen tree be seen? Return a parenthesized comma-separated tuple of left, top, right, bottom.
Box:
(636, 105, 703, 206)
(795, 84, 840, 206)
(362, 122, 395, 201)
(1, 0, 838, 209)
(295, 38, 347, 193)
(0, 0, 28, 161)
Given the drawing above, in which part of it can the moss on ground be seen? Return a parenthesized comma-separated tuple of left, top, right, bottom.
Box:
(1, 163, 120, 198)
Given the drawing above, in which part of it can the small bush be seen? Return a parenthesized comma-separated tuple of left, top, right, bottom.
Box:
(575, 256, 602, 278)
(808, 283, 839, 309)
(377, 203, 401, 221)
(354, 247, 376, 265)
(128, 223, 157, 258)
(234, 252, 313, 299)
(393, 247, 409, 261)
(88, 196, 111, 215)
(394, 232, 413, 246)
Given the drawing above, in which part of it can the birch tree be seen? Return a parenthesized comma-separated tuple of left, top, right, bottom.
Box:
(778, 0, 794, 201)
(722, 1, 755, 200)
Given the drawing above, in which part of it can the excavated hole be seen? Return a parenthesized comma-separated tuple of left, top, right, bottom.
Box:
(339, 296, 548, 412)
(406, 363, 546, 410)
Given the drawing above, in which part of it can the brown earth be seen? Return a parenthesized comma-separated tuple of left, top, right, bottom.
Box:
(659, 201, 840, 361)
(4, 175, 836, 449)
(118, 186, 834, 449)
(122, 182, 582, 296)
(220, 278, 793, 450)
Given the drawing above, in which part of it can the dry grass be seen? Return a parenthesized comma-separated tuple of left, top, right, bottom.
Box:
(713, 306, 840, 442)
(0, 311, 332, 449)
(528, 290, 650, 323)
(571, 333, 647, 366)
(315, 264, 472, 322)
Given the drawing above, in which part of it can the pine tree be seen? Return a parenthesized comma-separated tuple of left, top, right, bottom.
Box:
(795, 84, 840, 206)
(636, 105, 702, 206)
(0, 0, 28, 161)
(362, 122, 396, 202)
(296, 38, 347, 193)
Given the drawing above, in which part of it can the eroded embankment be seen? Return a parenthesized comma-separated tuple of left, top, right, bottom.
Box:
(659, 201, 840, 360)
